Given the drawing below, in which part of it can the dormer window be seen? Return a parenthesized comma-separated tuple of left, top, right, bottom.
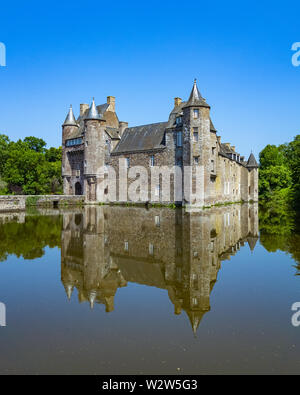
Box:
(193, 109, 199, 119)
(176, 116, 182, 125)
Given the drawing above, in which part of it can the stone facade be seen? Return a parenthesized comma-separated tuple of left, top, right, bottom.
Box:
(61, 204, 259, 333)
(62, 81, 259, 207)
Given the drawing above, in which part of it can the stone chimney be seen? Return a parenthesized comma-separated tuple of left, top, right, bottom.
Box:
(224, 143, 231, 150)
(174, 97, 182, 107)
(107, 96, 116, 112)
(119, 121, 128, 137)
(231, 146, 236, 152)
(80, 103, 89, 117)
(217, 136, 221, 144)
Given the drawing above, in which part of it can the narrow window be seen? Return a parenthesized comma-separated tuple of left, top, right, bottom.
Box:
(155, 215, 160, 226)
(193, 130, 198, 142)
(150, 155, 154, 167)
(124, 241, 129, 251)
(155, 185, 160, 197)
(106, 140, 111, 153)
(176, 131, 182, 147)
(211, 160, 215, 172)
(193, 109, 199, 119)
(194, 156, 199, 165)
(149, 243, 154, 255)
(126, 157, 130, 168)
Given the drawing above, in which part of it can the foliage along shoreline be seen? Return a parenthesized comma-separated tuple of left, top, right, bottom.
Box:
(0, 134, 62, 195)
(259, 134, 300, 237)
(0, 133, 299, 229)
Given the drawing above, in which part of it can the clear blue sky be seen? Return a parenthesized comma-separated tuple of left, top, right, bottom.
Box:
(0, 0, 300, 158)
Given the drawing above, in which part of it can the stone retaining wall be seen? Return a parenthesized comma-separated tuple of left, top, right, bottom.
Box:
(0, 195, 85, 212)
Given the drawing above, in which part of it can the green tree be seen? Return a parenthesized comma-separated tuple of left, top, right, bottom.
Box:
(23, 136, 47, 153)
(259, 144, 285, 170)
(45, 146, 62, 163)
(0, 134, 10, 175)
(3, 148, 49, 194)
(0, 136, 62, 195)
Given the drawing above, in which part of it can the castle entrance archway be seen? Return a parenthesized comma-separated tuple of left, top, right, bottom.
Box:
(75, 182, 82, 195)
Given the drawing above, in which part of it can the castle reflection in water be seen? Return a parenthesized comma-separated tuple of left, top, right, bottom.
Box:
(61, 204, 259, 334)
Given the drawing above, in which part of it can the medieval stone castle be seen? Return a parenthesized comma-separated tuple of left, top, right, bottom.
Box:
(62, 80, 258, 206)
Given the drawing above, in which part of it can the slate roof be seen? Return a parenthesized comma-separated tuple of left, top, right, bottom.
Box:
(182, 79, 210, 109)
(86, 98, 103, 121)
(106, 127, 120, 140)
(210, 119, 217, 133)
(63, 105, 78, 127)
(112, 122, 168, 154)
(167, 101, 216, 132)
(76, 103, 109, 125)
(219, 143, 245, 165)
(221, 143, 236, 155)
(218, 142, 258, 169)
(65, 103, 111, 140)
(113, 255, 166, 289)
(246, 153, 259, 168)
(247, 235, 259, 251)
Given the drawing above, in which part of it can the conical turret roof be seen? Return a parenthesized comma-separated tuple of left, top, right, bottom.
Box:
(86, 98, 102, 121)
(183, 79, 210, 109)
(89, 290, 97, 309)
(246, 153, 259, 168)
(63, 105, 78, 127)
(247, 236, 259, 252)
(186, 310, 208, 335)
(63, 284, 74, 300)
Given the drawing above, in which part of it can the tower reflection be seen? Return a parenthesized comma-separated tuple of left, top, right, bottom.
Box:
(61, 204, 259, 333)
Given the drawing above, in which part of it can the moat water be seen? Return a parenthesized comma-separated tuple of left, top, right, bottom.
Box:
(0, 204, 300, 374)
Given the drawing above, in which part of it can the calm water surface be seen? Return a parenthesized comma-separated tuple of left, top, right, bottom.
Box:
(0, 204, 300, 375)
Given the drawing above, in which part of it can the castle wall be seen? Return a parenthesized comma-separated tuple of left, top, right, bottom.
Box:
(109, 129, 177, 204)
(62, 92, 259, 206)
